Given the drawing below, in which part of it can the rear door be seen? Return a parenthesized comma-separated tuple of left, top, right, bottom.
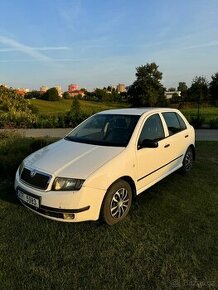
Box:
(161, 112, 189, 168)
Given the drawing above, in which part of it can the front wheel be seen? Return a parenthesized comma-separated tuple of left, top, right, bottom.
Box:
(181, 147, 194, 174)
(101, 180, 132, 225)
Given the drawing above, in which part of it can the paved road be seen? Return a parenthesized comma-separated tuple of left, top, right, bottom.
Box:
(0, 128, 218, 141)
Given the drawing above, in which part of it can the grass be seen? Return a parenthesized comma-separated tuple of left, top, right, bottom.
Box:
(0, 138, 217, 289)
(30, 99, 218, 123)
(30, 99, 129, 115)
(180, 107, 218, 122)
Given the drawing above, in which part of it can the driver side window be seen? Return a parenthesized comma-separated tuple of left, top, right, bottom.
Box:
(138, 114, 165, 147)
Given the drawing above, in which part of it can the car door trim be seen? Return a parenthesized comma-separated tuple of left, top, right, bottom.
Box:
(137, 154, 183, 182)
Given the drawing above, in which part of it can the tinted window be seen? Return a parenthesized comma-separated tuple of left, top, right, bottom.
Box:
(176, 113, 187, 130)
(65, 114, 140, 147)
(138, 114, 165, 146)
(162, 112, 185, 135)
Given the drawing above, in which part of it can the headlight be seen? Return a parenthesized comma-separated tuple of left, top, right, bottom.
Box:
(18, 162, 24, 176)
(52, 177, 85, 191)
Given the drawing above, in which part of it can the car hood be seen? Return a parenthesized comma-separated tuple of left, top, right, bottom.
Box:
(24, 139, 124, 179)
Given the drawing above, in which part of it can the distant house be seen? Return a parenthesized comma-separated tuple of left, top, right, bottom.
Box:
(16, 88, 29, 96)
(165, 90, 181, 99)
(68, 83, 85, 97)
(117, 83, 126, 93)
(69, 90, 85, 97)
(40, 86, 48, 95)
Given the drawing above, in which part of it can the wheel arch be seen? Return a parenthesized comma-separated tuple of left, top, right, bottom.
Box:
(99, 175, 137, 220)
(105, 176, 137, 198)
(99, 175, 136, 224)
(189, 144, 195, 160)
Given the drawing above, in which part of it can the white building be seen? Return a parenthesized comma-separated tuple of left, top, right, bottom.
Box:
(165, 90, 181, 99)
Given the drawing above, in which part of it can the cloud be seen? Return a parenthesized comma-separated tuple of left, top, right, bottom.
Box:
(0, 35, 52, 61)
(0, 58, 84, 63)
(0, 46, 70, 52)
(183, 41, 218, 50)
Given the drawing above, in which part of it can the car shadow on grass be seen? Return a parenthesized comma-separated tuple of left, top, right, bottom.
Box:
(0, 179, 19, 206)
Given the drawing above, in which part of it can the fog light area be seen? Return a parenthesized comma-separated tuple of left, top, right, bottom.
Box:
(63, 213, 75, 220)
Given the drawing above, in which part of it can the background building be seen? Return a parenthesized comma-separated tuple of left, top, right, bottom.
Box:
(55, 85, 63, 97)
(68, 84, 78, 93)
(16, 88, 29, 96)
(40, 86, 48, 94)
(165, 90, 181, 99)
(68, 83, 84, 97)
(117, 83, 126, 93)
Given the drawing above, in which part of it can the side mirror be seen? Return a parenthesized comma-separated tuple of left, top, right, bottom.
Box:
(139, 139, 158, 149)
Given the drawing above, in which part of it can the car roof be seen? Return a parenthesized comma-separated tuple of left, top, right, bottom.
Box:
(97, 107, 179, 116)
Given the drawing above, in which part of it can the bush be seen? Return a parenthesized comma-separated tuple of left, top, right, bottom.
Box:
(28, 104, 39, 114)
(42, 88, 60, 101)
(0, 133, 55, 180)
(65, 97, 90, 127)
(63, 92, 72, 99)
(190, 115, 205, 128)
(209, 118, 218, 129)
(0, 111, 38, 128)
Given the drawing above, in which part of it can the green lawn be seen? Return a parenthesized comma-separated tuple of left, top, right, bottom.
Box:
(0, 140, 217, 289)
(30, 99, 218, 123)
(30, 99, 129, 115)
(180, 107, 218, 122)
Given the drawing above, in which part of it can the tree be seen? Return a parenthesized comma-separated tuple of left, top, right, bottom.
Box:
(188, 76, 208, 102)
(25, 90, 41, 99)
(0, 85, 37, 127)
(107, 86, 112, 92)
(188, 76, 209, 123)
(209, 72, 218, 105)
(168, 87, 176, 91)
(177, 82, 188, 99)
(94, 88, 111, 101)
(66, 97, 86, 127)
(42, 87, 60, 101)
(71, 97, 81, 114)
(63, 91, 71, 99)
(128, 62, 166, 107)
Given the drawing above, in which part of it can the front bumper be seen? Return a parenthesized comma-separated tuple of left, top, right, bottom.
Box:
(15, 171, 105, 222)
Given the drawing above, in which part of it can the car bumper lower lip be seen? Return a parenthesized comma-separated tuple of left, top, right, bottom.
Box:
(16, 186, 90, 220)
(18, 198, 90, 220)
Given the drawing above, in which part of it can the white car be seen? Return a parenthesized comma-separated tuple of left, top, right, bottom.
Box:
(15, 108, 195, 225)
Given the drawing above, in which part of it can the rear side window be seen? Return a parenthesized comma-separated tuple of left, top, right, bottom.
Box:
(162, 112, 186, 135)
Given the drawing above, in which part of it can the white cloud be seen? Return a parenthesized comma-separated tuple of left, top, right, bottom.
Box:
(0, 35, 52, 61)
(0, 46, 70, 52)
(183, 41, 218, 50)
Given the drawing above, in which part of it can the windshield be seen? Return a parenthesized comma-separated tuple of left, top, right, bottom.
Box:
(65, 114, 140, 147)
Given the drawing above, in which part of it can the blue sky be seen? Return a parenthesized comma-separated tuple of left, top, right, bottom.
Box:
(0, 0, 217, 91)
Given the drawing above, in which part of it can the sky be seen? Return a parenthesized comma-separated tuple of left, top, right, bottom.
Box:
(0, 0, 218, 91)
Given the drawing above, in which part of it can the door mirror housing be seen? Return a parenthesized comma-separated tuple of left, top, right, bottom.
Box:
(139, 139, 159, 149)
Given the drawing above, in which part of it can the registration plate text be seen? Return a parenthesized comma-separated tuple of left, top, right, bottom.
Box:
(17, 190, 39, 208)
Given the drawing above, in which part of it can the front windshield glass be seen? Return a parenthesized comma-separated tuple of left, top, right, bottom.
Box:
(65, 114, 140, 147)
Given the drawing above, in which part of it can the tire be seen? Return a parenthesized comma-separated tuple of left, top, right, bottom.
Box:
(101, 180, 132, 225)
(181, 147, 194, 174)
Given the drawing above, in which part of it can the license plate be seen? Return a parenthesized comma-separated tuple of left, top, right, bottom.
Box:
(17, 189, 39, 208)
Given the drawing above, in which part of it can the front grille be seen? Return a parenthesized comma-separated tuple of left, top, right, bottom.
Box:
(21, 168, 51, 190)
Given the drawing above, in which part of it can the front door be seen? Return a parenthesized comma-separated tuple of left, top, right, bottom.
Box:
(136, 113, 170, 192)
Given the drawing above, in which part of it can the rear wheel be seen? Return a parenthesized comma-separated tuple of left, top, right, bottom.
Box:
(101, 180, 132, 225)
(181, 147, 194, 174)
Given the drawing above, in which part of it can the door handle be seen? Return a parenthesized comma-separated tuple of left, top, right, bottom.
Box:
(164, 144, 170, 148)
(185, 135, 189, 138)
